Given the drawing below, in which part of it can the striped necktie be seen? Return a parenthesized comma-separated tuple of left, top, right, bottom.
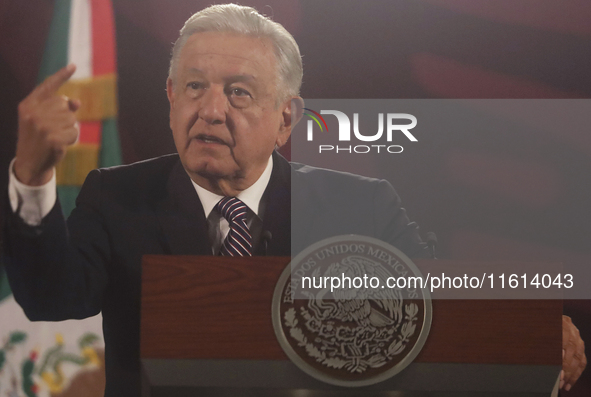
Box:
(216, 197, 253, 256)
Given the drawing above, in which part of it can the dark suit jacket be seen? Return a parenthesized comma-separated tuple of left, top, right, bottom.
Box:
(3, 151, 427, 396)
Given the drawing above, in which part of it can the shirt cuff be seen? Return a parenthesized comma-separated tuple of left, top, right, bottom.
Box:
(8, 158, 57, 226)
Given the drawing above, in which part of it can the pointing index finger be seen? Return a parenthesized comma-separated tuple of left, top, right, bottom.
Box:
(34, 64, 76, 99)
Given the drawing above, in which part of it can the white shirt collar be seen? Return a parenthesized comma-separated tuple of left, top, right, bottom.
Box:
(191, 155, 274, 218)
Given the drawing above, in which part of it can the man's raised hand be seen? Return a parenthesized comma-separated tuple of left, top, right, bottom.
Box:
(14, 64, 80, 186)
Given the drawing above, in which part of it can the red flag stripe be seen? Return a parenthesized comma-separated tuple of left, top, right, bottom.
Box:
(91, 0, 116, 75)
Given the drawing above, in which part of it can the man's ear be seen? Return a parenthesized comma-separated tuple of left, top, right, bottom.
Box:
(166, 78, 176, 130)
(277, 96, 304, 147)
(166, 78, 175, 108)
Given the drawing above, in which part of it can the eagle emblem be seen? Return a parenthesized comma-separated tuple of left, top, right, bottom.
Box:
(273, 236, 431, 386)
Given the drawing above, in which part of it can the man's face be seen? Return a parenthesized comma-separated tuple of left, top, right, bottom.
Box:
(167, 31, 294, 194)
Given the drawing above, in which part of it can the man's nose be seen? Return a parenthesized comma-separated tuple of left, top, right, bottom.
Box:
(198, 86, 227, 125)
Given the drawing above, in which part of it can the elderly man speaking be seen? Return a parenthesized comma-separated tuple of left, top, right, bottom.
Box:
(4, 4, 585, 396)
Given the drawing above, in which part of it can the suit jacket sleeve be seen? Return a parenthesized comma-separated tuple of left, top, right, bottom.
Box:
(291, 163, 430, 259)
(3, 169, 109, 321)
(372, 179, 430, 259)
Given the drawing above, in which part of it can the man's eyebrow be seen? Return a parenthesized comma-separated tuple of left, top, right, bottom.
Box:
(184, 69, 256, 83)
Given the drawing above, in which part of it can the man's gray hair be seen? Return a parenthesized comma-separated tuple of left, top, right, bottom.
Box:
(169, 4, 303, 99)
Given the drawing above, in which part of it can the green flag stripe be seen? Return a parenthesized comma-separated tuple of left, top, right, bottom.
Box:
(37, 0, 71, 83)
(39, 0, 74, 218)
(57, 185, 81, 219)
(100, 118, 122, 167)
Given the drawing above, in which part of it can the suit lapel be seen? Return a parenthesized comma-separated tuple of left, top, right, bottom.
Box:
(156, 159, 212, 255)
(258, 151, 291, 256)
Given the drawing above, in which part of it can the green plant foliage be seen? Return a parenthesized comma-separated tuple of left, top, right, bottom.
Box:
(9, 332, 27, 345)
(0, 350, 5, 371)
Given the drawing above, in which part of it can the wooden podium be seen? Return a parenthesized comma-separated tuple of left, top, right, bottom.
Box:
(140, 256, 562, 397)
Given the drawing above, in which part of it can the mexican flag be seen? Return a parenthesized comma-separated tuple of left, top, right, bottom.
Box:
(39, 0, 122, 217)
(0, 1, 118, 395)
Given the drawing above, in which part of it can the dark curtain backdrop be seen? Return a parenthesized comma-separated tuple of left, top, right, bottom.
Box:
(1, 0, 590, 394)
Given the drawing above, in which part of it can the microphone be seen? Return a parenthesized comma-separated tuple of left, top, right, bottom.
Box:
(426, 232, 437, 259)
(262, 230, 273, 256)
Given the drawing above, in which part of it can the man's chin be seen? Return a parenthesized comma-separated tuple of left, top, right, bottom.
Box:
(183, 159, 241, 181)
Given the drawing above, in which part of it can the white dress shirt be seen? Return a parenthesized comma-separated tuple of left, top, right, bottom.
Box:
(8, 156, 274, 253)
(8, 158, 57, 226)
(192, 156, 273, 253)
